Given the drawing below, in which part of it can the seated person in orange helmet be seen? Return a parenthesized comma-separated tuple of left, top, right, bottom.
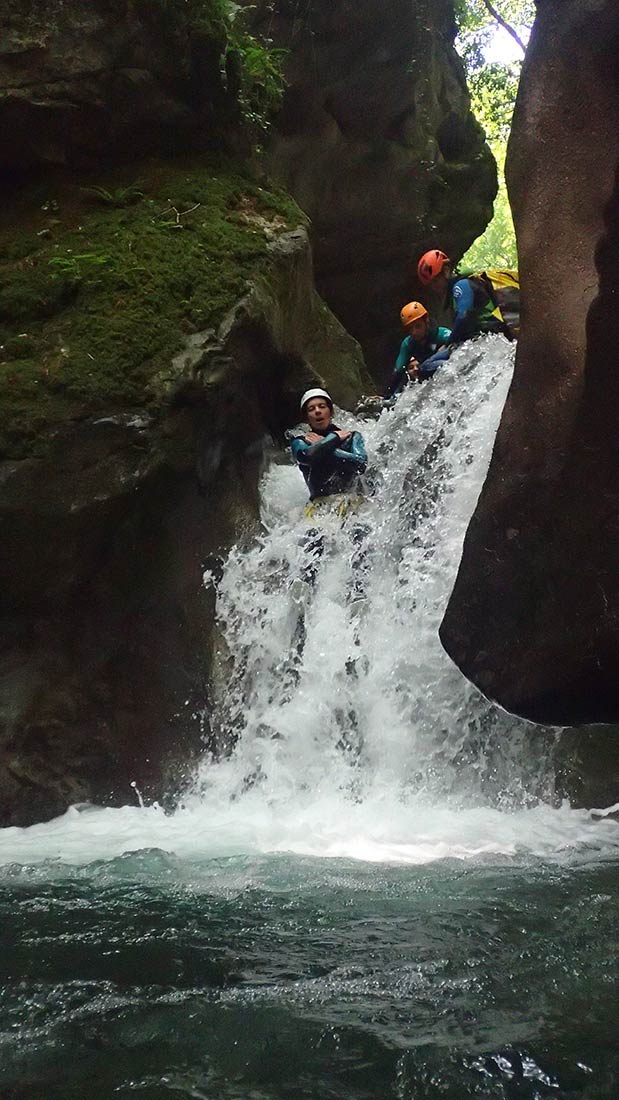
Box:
(385, 301, 452, 398)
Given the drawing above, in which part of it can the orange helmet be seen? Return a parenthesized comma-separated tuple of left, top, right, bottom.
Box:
(400, 301, 428, 328)
(417, 249, 450, 286)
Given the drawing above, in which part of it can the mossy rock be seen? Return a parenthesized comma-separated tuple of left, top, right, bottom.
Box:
(0, 156, 305, 458)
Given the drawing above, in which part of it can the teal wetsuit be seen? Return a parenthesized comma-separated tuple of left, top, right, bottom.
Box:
(291, 425, 367, 500)
(387, 324, 452, 397)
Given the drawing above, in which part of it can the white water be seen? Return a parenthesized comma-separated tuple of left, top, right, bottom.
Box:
(2, 337, 619, 869)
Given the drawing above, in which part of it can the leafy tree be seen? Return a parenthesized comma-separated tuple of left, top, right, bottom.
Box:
(455, 0, 534, 270)
(455, 0, 533, 64)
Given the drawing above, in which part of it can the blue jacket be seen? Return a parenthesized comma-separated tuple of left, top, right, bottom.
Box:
(420, 279, 501, 374)
(447, 275, 507, 344)
(387, 324, 452, 396)
(291, 424, 367, 500)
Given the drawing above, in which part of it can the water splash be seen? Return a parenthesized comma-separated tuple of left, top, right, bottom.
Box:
(2, 337, 619, 868)
(191, 337, 553, 809)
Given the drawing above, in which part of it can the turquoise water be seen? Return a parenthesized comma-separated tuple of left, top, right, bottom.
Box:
(1, 852, 618, 1098)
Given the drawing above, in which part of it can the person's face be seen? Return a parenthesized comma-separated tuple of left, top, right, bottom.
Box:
(429, 263, 451, 297)
(407, 316, 429, 341)
(306, 398, 332, 431)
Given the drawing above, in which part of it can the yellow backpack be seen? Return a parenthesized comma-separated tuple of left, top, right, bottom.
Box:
(478, 269, 520, 338)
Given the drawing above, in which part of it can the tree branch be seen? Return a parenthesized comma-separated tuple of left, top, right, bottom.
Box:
(480, 0, 527, 54)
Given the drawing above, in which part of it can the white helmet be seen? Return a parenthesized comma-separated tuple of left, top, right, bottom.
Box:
(300, 387, 333, 414)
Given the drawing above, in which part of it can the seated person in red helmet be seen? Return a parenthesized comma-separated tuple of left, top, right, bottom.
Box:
(291, 388, 367, 501)
(385, 300, 452, 398)
(417, 250, 513, 364)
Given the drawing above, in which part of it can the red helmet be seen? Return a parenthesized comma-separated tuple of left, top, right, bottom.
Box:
(417, 249, 450, 286)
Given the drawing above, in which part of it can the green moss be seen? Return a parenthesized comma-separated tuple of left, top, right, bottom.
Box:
(0, 267, 79, 323)
(0, 157, 305, 458)
(0, 235, 44, 262)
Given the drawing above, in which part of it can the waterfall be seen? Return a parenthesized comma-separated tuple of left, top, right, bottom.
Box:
(2, 336, 619, 867)
(195, 336, 553, 811)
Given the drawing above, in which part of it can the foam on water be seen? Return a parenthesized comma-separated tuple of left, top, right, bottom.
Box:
(2, 337, 618, 869)
(1, 795, 618, 869)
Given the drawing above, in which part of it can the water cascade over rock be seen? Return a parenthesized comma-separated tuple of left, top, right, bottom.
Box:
(6, 337, 616, 867)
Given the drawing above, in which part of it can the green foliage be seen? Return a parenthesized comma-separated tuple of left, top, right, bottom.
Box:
(0, 158, 303, 456)
(455, 0, 534, 57)
(145, 0, 288, 133)
(466, 61, 521, 146)
(81, 183, 145, 208)
(456, 0, 534, 145)
(455, 0, 534, 268)
(0, 267, 78, 323)
(225, 5, 288, 134)
(234, 36, 288, 130)
(48, 251, 112, 283)
(460, 148, 517, 269)
(0, 235, 43, 262)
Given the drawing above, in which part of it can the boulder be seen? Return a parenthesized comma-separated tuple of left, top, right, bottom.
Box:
(256, 0, 497, 374)
(440, 0, 619, 726)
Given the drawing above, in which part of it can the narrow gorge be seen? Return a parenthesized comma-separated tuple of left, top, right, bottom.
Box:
(0, 0, 495, 825)
(1, 5, 619, 1097)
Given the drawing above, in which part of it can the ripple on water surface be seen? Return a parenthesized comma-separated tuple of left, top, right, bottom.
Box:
(1, 854, 618, 1099)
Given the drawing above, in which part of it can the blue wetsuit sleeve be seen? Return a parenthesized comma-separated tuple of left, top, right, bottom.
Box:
(418, 347, 451, 379)
(448, 279, 475, 344)
(290, 436, 309, 466)
(291, 433, 339, 467)
(332, 432, 367, 471)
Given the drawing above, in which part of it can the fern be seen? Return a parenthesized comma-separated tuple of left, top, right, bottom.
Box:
(81, 183, 145, 208)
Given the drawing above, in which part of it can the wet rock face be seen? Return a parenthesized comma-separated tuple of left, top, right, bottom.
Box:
(0, 228, 370, 826)
(0, 0, 236, 170)
(258, 0, 497, 374)
(441, 1, 619, 725)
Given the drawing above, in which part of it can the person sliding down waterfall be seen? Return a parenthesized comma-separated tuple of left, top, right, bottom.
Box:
(291, 389, 367, 507)
(291, 388, 369, 596)
(416, 249, 515, 375)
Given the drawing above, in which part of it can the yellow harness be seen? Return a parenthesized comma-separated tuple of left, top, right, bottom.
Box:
(304, 493, 366, 523)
